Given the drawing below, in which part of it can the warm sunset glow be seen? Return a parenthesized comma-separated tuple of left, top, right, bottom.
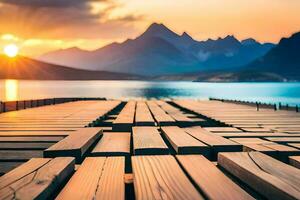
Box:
(0, 0, 299, 56)
(5, 80, 19, 101)
(3, 44, 19, 57)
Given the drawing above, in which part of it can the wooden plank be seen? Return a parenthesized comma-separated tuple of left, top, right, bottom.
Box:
(156, 101, 195, 126)
(230, 138, 277, 156)
(0, 157, 75, 199)
(265, 137, 300, 143)
(44, 128, 102, 163)
(0, 131, 72, 136)
(56, 157, 125, 200)
(218, 132, 300, 138)
(185, 127, 242, 158)
(0, 158, 50, 189)
(240, 128, 272, 133)
(288, 143, 300, 149)
(91, 132, 130, 156)
(0, 150, 43, 161)
(0, 136, 64, 142)
(132, 127, 168, 155)
(289, 156, 300, 169)
(135, 102, 155, 126)
(218, 152, 300, 200)
(0, 162, 24, 176)
(147, 101, 175, 126)
(262, 143, 300, 159)
(0, 142, 54, 150)
(161, 126, 209, 156)
(204, 127, 243, 133)
(176, 155, 254, 200)
(113, 101, 136, 131)
(132, 155, 204, 200)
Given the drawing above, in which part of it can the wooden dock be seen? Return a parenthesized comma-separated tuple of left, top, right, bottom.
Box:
(0, 99, 300, 199)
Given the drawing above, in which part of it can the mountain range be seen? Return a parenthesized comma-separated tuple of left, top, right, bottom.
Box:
(1, 23, 299, 82)
(38, 23, 275, 76)
(0, 55, 142, 80)
(245, 31, 300, 80)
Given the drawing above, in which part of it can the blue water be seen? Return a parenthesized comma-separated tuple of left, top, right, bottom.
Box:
(0, 80, 299, 106)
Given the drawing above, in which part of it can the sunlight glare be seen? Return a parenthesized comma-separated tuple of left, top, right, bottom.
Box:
(5, 80, 19, 101)
(3, 44, 19, 57)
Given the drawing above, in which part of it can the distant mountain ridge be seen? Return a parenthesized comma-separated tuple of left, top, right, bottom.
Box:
(245, 31, 300, 80)
(38, 23, 275, 76)
(0, 55, 142, 80)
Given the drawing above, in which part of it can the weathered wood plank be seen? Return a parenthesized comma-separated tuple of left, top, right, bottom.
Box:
(176, 155, 254, 200)
(156, 101, 195, 126)
(204, 127, 242, 133)
(161, 126, 210, 156)
(113, 101, 136, 131)
(218, 152, 300, 200)
(185, 126, 242, 158)
(44, 128, 102, 163)
(0, 136, 64, 142)
(0, 162, 24, 176)
(288, 143, 300, 149)
(91, 132, 130, 156)
(0, 158, 50, 189)
(147, 101, 175, 126)
(265, 137, 300, 143)
(0, 157, 75, 199)
(133, 127, 168, 155)
(289, 156, 300, 169)
(135, 102, 155, 126)
(56, 157, 124, 200)
(0, 150, 43, 161)
(0, 131, 72, 136)
(132, 155, 204, 200)
(0, 142, 54, 150)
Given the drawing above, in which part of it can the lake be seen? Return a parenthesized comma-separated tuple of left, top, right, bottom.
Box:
(0, 80, 299, 106)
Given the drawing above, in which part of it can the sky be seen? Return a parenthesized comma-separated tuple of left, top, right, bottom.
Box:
(0, 0, 300, 57)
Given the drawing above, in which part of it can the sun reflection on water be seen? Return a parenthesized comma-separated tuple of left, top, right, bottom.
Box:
(5, 79, 19, 101)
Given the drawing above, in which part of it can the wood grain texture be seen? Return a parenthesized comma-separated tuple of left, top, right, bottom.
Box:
(176, 155, 254, 200)
(133, 127, 168, 155)
(0, 150, 43, 161)
(0, 136, 64, 142)
(0, 157, 75, 200)
(156, 101, 194, 126)
(185, 126, 242, 157)
(147, 101, 175, 126)
(91, 132, 130, 156)
(113, 101, 136, 131)
(161, 126, 209, 156)
(44, 128, 102, 163)
(0, 158, 51, 189)
(289, 156, 300, 169)
(218, 152, 300, 200)
(132, 155, 204, 200)
(0, 142, 54, 150)
(135, 102, 155, 126)
(56, 157, 125, 200)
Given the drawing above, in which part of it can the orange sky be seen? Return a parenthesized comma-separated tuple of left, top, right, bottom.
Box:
(0, 0, 299, 57)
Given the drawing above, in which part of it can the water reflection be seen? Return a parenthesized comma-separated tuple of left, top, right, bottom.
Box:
(5, 79, 19, 101)
(0, 80, 299, 105)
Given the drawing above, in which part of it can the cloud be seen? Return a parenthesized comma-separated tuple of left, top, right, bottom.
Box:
(1, 0, 96, 8)
(0, 0, 142, 40)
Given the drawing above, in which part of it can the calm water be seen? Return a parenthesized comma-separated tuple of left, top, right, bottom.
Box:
(0, 80, 299, 106)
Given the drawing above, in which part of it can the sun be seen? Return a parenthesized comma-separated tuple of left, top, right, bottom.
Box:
(3, 44, 19, 58)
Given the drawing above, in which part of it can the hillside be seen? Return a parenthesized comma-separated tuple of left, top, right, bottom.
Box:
(0, 55, 142, 80)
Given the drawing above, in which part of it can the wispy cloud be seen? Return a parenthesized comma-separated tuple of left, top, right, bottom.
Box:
(0, 0, 142, 39)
